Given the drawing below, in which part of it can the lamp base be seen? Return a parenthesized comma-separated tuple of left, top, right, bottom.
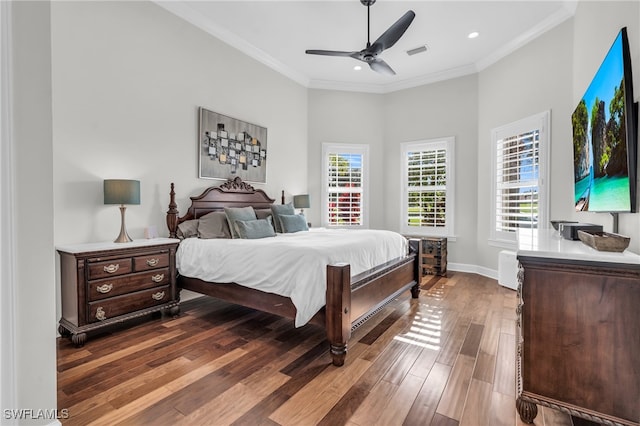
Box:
(114, 205, 133, 243)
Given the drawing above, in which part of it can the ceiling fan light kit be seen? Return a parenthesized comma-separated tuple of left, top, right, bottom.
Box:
(305, 0, 415, 76)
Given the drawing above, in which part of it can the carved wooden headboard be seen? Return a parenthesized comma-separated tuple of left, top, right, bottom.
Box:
(166, 177, 278, 238)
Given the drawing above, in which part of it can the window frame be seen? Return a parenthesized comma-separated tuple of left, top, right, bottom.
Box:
(489, 111, 550, 248)
(400, 137, 455, 237)
(321, 143, 370, 228)
(0, 0, 16, 411)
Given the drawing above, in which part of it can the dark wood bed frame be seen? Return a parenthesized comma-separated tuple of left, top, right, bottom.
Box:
(166, 177, 421, 366)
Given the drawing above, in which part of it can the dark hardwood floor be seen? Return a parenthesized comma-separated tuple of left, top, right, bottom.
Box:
(57, 272, 573, 426)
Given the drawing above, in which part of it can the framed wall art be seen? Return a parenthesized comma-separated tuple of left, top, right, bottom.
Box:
(198, 107, 268, 183)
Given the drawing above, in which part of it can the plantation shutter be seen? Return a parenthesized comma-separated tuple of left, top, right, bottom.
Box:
(327, 152, 363, 226)
(322, 143, 368, 227)
(495, 130, 540, 233)
(406, 148, 447, 228)
(401, 138, 455, 237)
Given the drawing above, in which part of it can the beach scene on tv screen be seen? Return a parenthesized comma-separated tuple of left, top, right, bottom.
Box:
(573, 32, 630, 212)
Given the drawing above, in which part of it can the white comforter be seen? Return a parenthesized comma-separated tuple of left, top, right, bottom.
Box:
(176, 228, 408, 326)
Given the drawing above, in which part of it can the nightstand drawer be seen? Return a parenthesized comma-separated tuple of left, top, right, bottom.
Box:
(88, 285, 171, 323)
(88, 268, 170, 301)
(88, 258, 133, 279)
(421, 255, 442, 266)
(423, 240, 446, 255)
(133, 252, 169, 271)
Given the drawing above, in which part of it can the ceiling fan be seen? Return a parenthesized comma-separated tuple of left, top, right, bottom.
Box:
(305, 0, 415, 76)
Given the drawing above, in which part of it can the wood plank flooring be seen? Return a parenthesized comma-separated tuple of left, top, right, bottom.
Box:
(57, 272, 573, 426)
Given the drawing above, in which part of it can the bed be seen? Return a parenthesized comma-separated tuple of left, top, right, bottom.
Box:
(166, 177, 421, 366)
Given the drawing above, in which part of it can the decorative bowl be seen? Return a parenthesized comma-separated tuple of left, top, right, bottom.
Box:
(577, 230, 630, 252)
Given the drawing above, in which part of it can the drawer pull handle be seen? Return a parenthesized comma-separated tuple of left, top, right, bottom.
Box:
(103, 264, 120, 274)
(146, 258, 159, 267)
(151, 291, 165, 301)
(96, 283, 113, 294)
(151, 274, 164, 283)
(96, 307, 106, 321)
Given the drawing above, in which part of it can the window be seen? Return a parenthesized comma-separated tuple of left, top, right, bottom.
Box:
(490, 111, 549, 247)
(322, 143, 369, 227)
(400, 137, 455, 237)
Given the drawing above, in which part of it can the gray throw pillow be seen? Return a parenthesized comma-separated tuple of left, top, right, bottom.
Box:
(254, 208, 273, 221)
(176, 219, 199, 239)
(198, 212, 232, 239)
(224, 206, 258, 238)
(234, 218, 276, 239)
(270, 203, 295, 233)
(279, 214, 309, 233)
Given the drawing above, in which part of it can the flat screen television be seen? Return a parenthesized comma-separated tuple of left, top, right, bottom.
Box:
(572, 27, 638, 213)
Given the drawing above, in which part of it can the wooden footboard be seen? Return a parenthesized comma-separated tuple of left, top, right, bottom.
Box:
(179, 250, 419, 367)
(326, 251, 419, 366)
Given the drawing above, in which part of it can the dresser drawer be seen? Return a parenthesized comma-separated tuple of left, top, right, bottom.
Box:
(88, 285, 171, 323)
(88, 258, 132, 279)
(87, 268, 170, 301)
(133, 252, 169, 271)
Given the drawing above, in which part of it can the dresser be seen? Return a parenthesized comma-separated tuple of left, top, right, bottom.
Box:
(57, 238, 180, 346)
(516, 229, 639, 426)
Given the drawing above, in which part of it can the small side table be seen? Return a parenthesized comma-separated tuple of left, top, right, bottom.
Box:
(405, 236, 448, 278)
(420, 237, 447, 276)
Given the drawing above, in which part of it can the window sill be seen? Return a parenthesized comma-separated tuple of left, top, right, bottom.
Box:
(488, 238, 517, 250)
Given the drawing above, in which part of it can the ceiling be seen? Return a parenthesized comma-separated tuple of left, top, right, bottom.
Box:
(156, 0, 577, 93)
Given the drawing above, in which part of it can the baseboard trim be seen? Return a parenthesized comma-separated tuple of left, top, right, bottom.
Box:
(448, 262, 498, 281)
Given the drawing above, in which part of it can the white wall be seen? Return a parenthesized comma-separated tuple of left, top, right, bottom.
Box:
(477, 20, 575, 270)
(11, 1, 57, 424)
(307, 76, 479, 268)
(383, 75, 479, 267)
(569, 1, 640, 245)
(307, 89, 385, 228)
(50, 0, 309, 319)
(51, 1, 308, 248)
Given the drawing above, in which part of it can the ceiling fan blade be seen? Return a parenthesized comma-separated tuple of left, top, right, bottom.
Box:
(369, 58, 396, 76)
(370, 10, 415, 53)
(305, 49, 358, 57)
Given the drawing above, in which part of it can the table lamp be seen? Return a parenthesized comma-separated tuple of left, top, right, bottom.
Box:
(293, 194, 310, 215)
(104, 179, 140, 243)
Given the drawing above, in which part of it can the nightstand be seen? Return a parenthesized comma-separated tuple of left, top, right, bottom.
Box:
(57, 238, 180, 346)
(420, 237, 447, 276)
(404, 235, 448, 278)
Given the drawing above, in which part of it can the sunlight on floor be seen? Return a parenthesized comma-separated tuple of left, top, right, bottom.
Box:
(394, 305, 442, 350)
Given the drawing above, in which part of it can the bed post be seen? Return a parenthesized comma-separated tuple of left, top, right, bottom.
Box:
(167, 183, 179, 238)
(408, 238, 422, 298)
(326, 263, 351, 367)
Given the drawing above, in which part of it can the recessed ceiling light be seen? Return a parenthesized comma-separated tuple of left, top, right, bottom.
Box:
(468, 32, 480, 39)
(354, 65, 362, 71)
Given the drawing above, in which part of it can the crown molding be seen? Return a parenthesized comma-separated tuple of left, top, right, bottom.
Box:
(308, 63, 478, 94)
(475, 2, 576, 72)
(153, 1, 310, 88)
(382, 64, 479, 93)
(155, 0, 576, 94)
(307, 79, 389, 94)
